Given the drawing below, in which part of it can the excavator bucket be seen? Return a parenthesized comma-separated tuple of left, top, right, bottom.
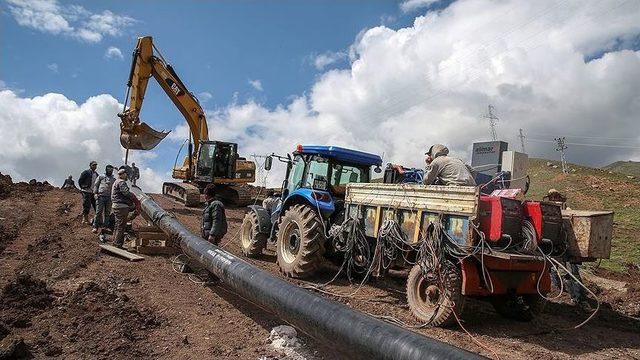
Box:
(120, 122, 170, 150)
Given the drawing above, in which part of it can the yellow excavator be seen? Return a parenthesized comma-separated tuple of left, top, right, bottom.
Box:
(117, 36, 256, 206)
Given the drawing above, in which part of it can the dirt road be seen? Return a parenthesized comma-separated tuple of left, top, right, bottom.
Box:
(1, 178, 638, 359)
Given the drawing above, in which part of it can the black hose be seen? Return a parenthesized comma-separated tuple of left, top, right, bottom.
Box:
(131, 187, 484, 360)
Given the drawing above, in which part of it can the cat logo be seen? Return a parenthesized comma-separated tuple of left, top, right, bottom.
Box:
(165, 78, 184, 96)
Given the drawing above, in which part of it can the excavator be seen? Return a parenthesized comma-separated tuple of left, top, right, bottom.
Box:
(117, 36, 256, 206)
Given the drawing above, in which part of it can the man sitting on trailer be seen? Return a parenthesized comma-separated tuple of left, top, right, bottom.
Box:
(424, 144, 476, 186)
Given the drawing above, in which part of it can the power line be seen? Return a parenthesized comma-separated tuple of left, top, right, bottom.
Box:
(528, 138, 640, 150)
(528, 132, 639, 141)
(555, 137, 568, 174)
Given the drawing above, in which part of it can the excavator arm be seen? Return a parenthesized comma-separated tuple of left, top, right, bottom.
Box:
(118, 36, 208, 151)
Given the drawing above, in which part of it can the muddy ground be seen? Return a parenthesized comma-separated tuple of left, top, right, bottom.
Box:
(0, 175, 638, 359)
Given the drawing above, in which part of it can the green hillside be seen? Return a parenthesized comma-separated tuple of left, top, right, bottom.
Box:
(603, 160, 640, 177)
(527, 158, 640, 272)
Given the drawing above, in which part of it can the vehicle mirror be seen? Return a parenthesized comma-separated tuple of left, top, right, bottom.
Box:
(374, 166, 382, 174)
(264, 156, 273, 171)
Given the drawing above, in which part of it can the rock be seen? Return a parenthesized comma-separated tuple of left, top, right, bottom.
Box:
(552, 165, 558, 169)
(182, 335, 189, 345)
(628, 175, 635, 179)
(591, 184, 600, 189)
(546, 162, 553, 167)
(609, 187, 614, 192)
(0, 337, 31, 359)
(571, 169, 576, 173)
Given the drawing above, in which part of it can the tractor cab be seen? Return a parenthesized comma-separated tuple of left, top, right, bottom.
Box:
(265, 144, 382, 217)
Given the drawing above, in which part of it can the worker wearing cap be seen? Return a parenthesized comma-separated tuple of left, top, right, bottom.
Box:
(424, 144, 476, 186)
(111, 168, 134, 248)
(92, 165, 116, 234)
(78, 161, 99, 224)
(131, 162, 140, 186)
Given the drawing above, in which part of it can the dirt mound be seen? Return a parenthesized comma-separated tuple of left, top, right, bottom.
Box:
(0, 173, 54, 199)
(0, 275, 53, 329)
(46, 279, 163, 358)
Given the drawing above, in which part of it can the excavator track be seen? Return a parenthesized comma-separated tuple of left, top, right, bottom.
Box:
(216, 184, 256, 207)
(163, 182, 257, 208)
(162, 182, 201, 207)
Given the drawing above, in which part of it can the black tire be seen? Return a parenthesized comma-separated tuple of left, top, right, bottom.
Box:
(490, 294, 546, 321)
(240, 211, 267, 257)
(276, 204, 326, 278)
(406, 261, 464, 327)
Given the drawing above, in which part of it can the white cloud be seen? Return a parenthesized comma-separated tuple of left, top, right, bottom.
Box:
(198, 91, 213, 102)
(169, 0, 640, 187)
(105, 46, 123, 60)
(6, 0, 135, 43)
(248, 79, 263, 91)
(0, 90, 167, 192)
(400, 0, 441, 13)
(47, 63, 59, 73)
(313, 51, 347, 70)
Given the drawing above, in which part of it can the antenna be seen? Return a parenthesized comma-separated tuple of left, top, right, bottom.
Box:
(518, 128, 526, 153)
(483, 105, 499, 141)
(554, 137, 568, 173)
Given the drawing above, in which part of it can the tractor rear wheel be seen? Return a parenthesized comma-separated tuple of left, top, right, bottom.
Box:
(241, 211, 267, 257)
(276, 204, 326, 278)
(490, 294, 546, 321)
(406, 261, 464, 327)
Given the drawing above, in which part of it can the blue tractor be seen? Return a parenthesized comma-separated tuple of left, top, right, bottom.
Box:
(240, 144, 383, 278)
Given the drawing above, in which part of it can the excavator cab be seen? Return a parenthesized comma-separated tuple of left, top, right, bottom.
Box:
(194, 141, 237, 183)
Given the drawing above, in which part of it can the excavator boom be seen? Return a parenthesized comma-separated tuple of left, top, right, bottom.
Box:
(118, 36, 256, 207)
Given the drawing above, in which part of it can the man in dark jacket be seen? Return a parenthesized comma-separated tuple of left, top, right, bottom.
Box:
(61, 175, 76, 190)
(202, 184, 227, 245)
(78, 161, 99, 224)
(111, 168, 134, 248)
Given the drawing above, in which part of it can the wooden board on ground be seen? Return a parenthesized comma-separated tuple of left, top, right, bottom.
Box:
(99, 244, 145, 261)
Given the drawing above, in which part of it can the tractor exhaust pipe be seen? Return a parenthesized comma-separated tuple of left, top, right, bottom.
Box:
(131, 187, 483, 360)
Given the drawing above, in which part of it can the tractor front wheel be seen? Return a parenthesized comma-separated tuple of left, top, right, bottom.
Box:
(406, 261, 464, 327)
(240, 211, 268, 257)
(276, 204, 326, 278)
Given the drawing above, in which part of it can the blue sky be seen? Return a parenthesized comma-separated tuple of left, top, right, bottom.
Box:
(1, 0, 638, 190)
(2, 1, 417, 116)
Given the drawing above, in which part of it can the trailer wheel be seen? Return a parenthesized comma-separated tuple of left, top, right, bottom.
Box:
(276, 204, 326, 278)
(490, 294, 546, 321)
(241, 211, 267, 257)
(406, 261, 464, 327)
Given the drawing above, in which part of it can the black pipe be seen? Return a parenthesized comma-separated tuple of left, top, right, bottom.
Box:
(131, 187, 483, 360)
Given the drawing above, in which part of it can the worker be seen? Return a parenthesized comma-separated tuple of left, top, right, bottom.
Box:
(131, 162, 140, 186)
(78, 161, 99, 224)
(201, 184, 227, 245)
(423, 144, 476, 186)
(544, 188, 568, 209)
(92, 165, 115, 234)
(61, 175, 76, 190)
(111, 168, 134, 248)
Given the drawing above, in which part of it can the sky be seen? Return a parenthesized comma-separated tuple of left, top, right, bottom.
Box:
(1, 0, 639, 191)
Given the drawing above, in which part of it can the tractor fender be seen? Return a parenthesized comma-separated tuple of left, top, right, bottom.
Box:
(282, 191, 335, 217)
(247, 205, 272, 234)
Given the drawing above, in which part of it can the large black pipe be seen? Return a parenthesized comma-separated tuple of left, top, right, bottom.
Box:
(132, 187, 483, 360)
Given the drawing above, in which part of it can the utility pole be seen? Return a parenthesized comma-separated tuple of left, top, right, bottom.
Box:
(554, 137, 568, 173)
(518, 128, 526, 153)
(483, 105, 499, 141)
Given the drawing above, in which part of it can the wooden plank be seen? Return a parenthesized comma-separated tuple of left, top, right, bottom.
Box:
(138, 231, 169, 241)
(135, 246, 178, 255)
(99, 244, 145, 261)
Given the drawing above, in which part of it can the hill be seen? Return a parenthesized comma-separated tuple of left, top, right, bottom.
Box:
(603, 160, 640, 177)
(527, 158, 640, 273)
